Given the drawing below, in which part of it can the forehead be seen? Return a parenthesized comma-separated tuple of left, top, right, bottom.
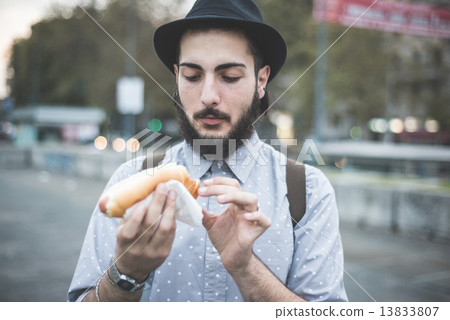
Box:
(178, 29, 253, 65)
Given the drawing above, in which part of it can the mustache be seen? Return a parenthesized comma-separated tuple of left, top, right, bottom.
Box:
(193, 108, 231, 122)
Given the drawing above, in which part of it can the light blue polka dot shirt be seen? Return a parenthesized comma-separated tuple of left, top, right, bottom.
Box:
(68, 132, 347, 302)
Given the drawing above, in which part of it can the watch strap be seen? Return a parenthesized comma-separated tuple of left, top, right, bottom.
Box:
(108, 262, 147, 292)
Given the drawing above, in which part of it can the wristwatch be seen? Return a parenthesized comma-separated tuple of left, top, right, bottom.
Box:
(107, 262, 147, 292)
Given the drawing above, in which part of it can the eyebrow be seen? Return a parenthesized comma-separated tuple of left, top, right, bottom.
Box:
(179, 62, 247, 72)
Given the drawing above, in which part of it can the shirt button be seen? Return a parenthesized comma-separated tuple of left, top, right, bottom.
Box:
(217, 161, 223, 168)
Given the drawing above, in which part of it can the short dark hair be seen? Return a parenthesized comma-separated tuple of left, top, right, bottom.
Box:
(175, 21, 269, 115)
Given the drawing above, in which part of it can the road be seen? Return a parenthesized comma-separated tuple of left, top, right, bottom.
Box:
(0, 168, 449, 302)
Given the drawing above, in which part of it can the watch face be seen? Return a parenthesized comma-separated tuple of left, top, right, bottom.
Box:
(117, 279, 135, 291)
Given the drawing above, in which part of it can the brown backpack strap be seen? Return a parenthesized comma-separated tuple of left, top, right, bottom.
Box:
(286, 158, 306, 227)
(141, 152, 166, 171)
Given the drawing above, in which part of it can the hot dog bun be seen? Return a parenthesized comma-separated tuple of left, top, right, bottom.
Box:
(99, 163, 200, 218)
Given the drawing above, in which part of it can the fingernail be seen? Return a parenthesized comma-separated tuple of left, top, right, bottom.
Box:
(203, 179, 212, 185)
(198, 187, 207, 194)
(218, 195, 226, 202)
(245, 212, 253, 218)
(168, 190, 177, 200)
(157, 183, 167, 195)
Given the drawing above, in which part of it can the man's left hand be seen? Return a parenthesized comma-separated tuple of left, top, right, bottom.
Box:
(198, 177, 271, 275)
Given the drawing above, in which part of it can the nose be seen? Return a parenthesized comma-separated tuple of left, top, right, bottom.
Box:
(200, 75, 220, 108)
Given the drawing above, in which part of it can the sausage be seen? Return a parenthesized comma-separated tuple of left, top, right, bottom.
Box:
(99, 164, 200, 218)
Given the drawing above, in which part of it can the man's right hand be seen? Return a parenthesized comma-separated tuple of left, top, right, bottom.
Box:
(113, 183, 178, 282)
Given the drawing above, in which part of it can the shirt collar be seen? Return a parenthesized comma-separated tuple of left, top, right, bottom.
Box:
(178, 131, 263, 183)
(180, 142, 211, 180)
(225, 131, 262, 184)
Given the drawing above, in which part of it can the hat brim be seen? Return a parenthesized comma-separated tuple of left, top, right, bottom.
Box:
(154, 16, 286, 82)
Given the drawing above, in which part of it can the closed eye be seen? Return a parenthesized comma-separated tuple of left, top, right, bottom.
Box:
(185, 75, 201, 82)
(223, 76, 240, 83)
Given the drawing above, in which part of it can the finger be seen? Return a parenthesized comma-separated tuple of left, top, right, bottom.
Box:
(156, 189, 177, 235)
(197, 184, 239, 198)
(217, 191, 258, 211)
(203, 177, 240, 188)
(130, 183, 169, 245)
(144, 183, 169, 229)
(117, 204, 147, 243)
(244, 211, 272, 229)
(149, 189, 177, 248)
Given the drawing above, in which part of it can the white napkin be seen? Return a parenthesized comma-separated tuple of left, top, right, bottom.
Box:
(124, 180, 203, 227)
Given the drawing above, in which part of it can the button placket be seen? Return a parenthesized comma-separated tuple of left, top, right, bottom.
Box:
(203, 161, 228, 301)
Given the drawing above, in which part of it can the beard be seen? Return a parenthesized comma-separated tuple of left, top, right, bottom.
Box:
(174, 88, 261, 160)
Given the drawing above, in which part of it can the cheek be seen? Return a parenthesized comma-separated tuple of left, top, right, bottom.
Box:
(178, 86, 198, 111)
(178, 80, 195, 97)
(224, 87, 254, 113)
(225, 78, 256, 102)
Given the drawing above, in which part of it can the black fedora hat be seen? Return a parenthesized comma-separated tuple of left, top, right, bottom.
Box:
(154, 0, 287, 82)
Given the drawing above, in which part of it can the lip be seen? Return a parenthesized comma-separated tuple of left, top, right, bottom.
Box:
(200, 117, 224, 126)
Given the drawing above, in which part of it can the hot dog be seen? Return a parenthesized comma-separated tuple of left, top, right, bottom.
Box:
(99, 163, 200, 218)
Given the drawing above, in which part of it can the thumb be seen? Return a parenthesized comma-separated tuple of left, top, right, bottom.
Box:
(202, 208, 216, 230)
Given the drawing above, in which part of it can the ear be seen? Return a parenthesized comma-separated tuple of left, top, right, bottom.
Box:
(257, 65, 270, 99)
(174, 64, 179, 85)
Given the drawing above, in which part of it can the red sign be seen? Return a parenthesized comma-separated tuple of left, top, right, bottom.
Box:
(314, 0, 450, 38)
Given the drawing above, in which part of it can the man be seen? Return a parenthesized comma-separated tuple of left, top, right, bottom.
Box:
(68, 0, 347, 302)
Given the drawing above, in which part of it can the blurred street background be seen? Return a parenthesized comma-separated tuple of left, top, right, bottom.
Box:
(0, 0, 449, 302)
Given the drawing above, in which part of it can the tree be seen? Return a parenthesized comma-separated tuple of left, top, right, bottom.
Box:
(8, 0, 180, 118)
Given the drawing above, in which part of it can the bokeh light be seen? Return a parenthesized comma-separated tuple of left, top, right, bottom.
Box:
(368, 118, 388, 133)
(404, 116, 419, 132)
(389, 118, 404, 134)
(126, 138, 140, 153)
(148, 119, 163, 132)
(112, 138, 126, 152)
(350, 126, 363, 140)
(424, 119, 439, 133)
(94, 136, 107, 150)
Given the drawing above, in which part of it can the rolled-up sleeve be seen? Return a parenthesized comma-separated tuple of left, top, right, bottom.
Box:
(286, 165, 348, 301)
